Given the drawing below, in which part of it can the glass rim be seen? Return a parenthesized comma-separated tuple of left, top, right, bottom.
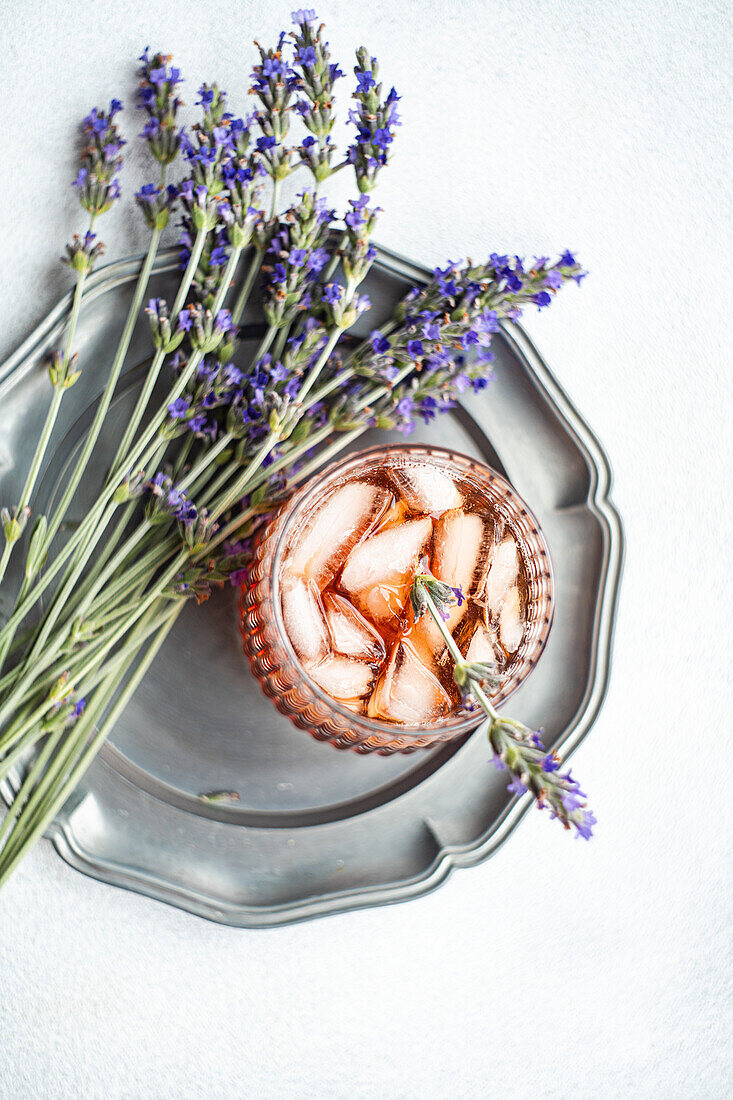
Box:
(268, 443, 554, 740)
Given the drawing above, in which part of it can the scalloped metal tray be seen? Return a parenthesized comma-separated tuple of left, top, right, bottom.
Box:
(0, 245, 623, 926)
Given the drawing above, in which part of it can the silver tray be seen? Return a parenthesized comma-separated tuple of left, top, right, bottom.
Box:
(0, 245, 623, 926)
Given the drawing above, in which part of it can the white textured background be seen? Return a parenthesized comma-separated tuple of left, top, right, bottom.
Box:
(1, 1, 731, 1097)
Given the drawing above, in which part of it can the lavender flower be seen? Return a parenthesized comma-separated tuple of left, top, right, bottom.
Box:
(137, 49, 185, 165)
(249, 36, 298, 181)
(72, 100, 124, 216)
(1, 505, 32, 546)
(135, 182, 178, 230)
(146, 471, 198, 526)
(347, 47, 401, 192)
(262, 191, 334, 326)
(177, 178, 220, 234)
(184, 304, 238, 354)
(47, 350, 81, 391)
(291, 12, 344, 182)
(174, 89, 265, 304)
(62, 230, 105, 274)
(145, 298, 187, 353)
(489, 716, 595, 838)
(341, 195, 379, 284)
(168, 397, 191, 420)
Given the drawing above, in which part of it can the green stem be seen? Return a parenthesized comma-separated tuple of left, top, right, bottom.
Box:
(3, 539, 183, 737)
(470, 678, 499, 722)
(270, 180, 281, 219)
(52, 432, 232, 636)
(61, 501, 137, 617)
(0, 235, 218, 668)
(420, 584, 466, 668)
(252, 324, 278, 365)
(109, 225, 209, 475)
(43, 225, 164, 553)
(177, 432, 233, 491)
(203, 433, 282, 530)
(0, 598, 176, 775)
(322, 230, 347, 283)
(302, 317, 401, 413)
(0, 725, 67, 854)
(294, 327, 343, 405)
(0, 602, 183, 884)
(173, 434, 195, 477)
(5, 335, 217, 670)
(419, 582, 499, 725)
(0, 269, 88, 590)
(231, 246, 264, 325)
(271, 321, 291, 362)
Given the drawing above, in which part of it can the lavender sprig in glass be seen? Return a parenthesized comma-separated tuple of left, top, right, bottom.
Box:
(410, 573, 596, 839)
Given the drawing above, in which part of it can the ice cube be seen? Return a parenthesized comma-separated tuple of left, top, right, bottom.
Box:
(433, 508, 494, 608)
(466, 620, 502, 666)
(340, 516, 433, 629)
(341, 697, 366, 715)
(286, 480, 390, 588)
(305, 656, 375, 700)
(281, 575, 330, 664)
(483, 534, 521, 612)
(407, 611, 446, 670)
(368, 639, 453, 724)
(498, 585, 524, 654)
(373, 497, 410, 532)
(322, 592, 386, 662)
(391, 462, 462, 516)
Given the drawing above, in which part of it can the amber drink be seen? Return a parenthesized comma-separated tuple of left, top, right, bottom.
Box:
(241, 446, 553, 754)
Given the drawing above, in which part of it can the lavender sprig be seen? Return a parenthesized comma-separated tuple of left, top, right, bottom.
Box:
(137, 49, 185, 167)
(249, 34, 298, 185)
(261, 190, 334, 328)
(327, 250, 587, 434)
(135, 183, 178, 230)
(0, 99, 127, 588)
(72, 100, 125, 217)
(62, 230, 105, 275)
(0, 16, 592, 887)
(177, 86, 264, 306)
(190, 245, 586, 558)
(291, 11, 344, 182)
(410, 573, 595, 838)
(348, 47, 401, 192)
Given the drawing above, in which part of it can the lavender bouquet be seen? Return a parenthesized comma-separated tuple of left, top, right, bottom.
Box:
(0, 10, 593, 886)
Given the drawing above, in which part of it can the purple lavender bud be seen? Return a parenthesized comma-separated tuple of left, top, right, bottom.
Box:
(322, 283, 343, 304)
(297, 46, 318, 66)
(168, 397, 190, 420)
(370, 330, 391, 355)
